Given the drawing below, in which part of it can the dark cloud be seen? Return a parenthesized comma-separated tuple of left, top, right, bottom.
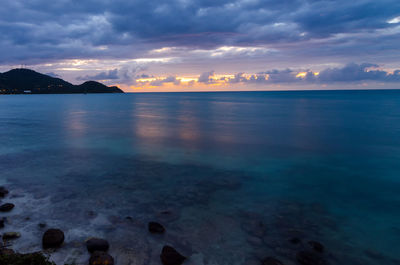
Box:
(318, 63, 400, 82)
(119, 64, 148, 85)
(229, 73, 246, 83)
(74, 64, 148, 85)
(229, 63, 400, 84)
(149, 76, 180, 86)
(294, 0, 400, 37)
(137, 74, 151, 79)
(77, 69, 119, 81)
(198, 70, 215, 84)
(260, 69, 297, 83)
(0, 0, 398, 65)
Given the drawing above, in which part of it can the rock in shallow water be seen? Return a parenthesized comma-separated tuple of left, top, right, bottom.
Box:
(290, 237, 301, 244)
(42, 229, 64, 249)
(0, 187, 9, 198)
(308, 241, 324, 253)
(86, 238, 110, 253)
(148, 222, 165, 234)
(2, 232, 21, 240)
(0, 203, 14, 212)
(0, 218, 6, 229)
(242, 219, 267, 237)
(0, 248, 15, 255)
(89, 251, 114, 265)
(160, 245, 186, 265)
(0, 251, 54, 265)
(296, 251, 326, 265)
(262, 257, 284, 265)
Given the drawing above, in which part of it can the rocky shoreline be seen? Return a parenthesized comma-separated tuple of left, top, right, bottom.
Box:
(0, 185, 335, 265)
(0, 186, 191, 265)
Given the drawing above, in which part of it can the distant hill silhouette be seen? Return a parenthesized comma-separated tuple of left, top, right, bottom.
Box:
(0, 69, 123, 94)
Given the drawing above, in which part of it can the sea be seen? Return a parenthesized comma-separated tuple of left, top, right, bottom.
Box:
(0, 90, 399, 265)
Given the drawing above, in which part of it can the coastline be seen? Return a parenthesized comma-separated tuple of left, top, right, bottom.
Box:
(0, 177, 334, 265)
(0, 185, 189, 265)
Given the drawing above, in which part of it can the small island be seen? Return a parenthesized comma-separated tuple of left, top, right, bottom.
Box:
(0, 69, 123, 94)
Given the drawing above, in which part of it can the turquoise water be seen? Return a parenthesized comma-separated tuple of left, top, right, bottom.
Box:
(0, 90, 399, 265)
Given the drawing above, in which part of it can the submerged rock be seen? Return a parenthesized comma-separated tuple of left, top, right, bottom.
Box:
(308, 241, 324, 253)
(39, 223, 47, 228)
(262, 257, 284, 265)
(364, 249, 385, 260)
(0, 248, 15, 255)
(0, 203, 14, 212)
(2, 232, 21, 240)
(86, 210, 97, 219)
(125, 216, 133, 221)
(296, 251, 326, 265)
(0, 218, 6, 229)
(290, 237, 301, 244)
(0, 251, 55, 265)
(89, 251, 114, 265)
(242, 219, 267, 237)
(247, 236, 263, 246)
(0, 187, 9, 198)
(148, 222, 165, 234)
(42, 229, 64, 249)
(160, 245, 186, 265)
(86, 238, 110, 253)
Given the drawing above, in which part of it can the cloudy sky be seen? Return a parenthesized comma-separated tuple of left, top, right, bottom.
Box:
(1, 0, 400, 92)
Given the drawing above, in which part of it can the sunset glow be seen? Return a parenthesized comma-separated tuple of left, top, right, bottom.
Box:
(0, 0, 398, 92)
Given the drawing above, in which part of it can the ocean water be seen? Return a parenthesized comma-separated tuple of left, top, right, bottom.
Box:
(0, 90, 399, 265)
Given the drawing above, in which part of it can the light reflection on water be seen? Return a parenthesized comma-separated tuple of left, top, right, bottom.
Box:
(0, 91, 399, 265)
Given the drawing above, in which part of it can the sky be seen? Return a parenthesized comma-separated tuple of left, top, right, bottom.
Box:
(0, 0, 400, 92)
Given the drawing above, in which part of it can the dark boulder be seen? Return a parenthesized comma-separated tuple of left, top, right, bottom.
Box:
(296, 251, 326, 265)
(160, 245, 186, 265)
(0, 203, 14, 212)
(86, 210, 97, 218)
(148, 222, 165, 234)
(0, 248, 15, 255)
(42, 229, 64, 248)
(86, 238, 110, 253)
(89, 251, 114, 265)
(290, 237, 301, 244)
(262, 257, 284, 265)
(38, 223, 46, 228)
(308, 241, 324, 253)
(0, 218, 6, 229)
(0, 251, 54, 265)
(0, 187, 9, 198)
(2, 232, 21, 240)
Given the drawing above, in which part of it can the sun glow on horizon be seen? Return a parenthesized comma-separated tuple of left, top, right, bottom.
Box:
(296, 72, 307, 78)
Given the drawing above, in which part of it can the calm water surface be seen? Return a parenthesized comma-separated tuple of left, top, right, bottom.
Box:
(0, 90, 399, 265)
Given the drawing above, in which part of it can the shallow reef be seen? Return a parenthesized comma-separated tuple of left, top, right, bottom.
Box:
(0, 250, 55, 265)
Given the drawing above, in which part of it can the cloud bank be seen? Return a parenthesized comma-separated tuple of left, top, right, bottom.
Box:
(0, 0, 399, 91)
(0, 0, 399, 64)
(89, 63, 399, 91)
